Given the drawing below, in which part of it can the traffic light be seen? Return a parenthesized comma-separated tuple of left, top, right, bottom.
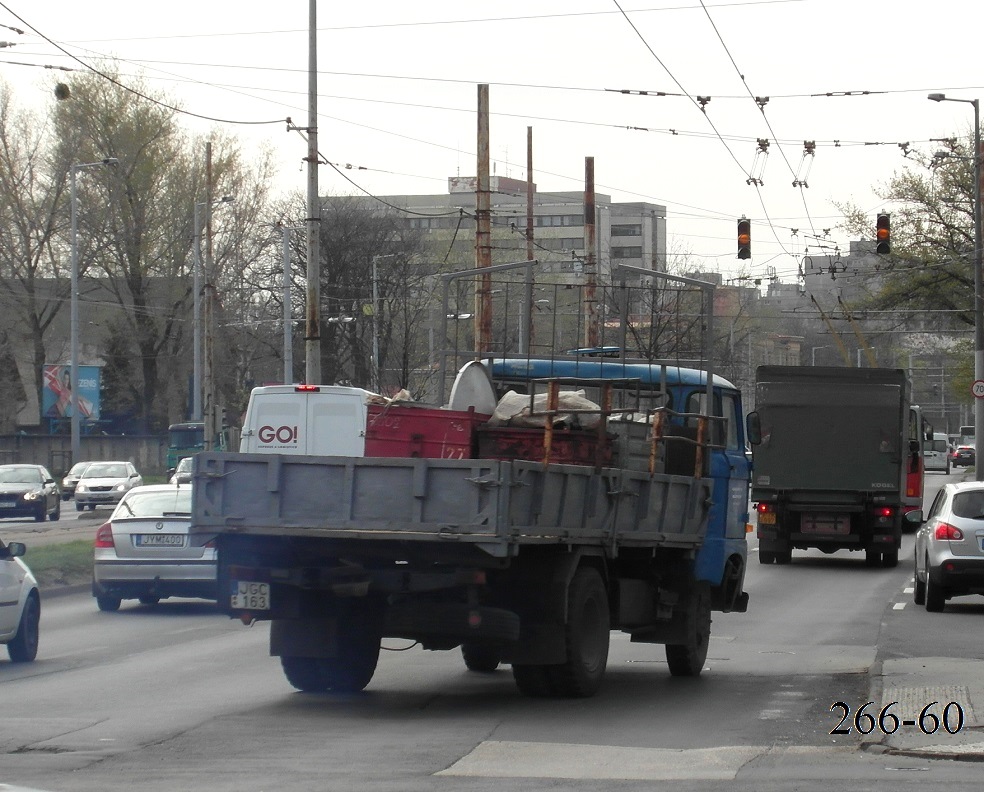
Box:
(875, 213, 891, 254)
(737, 218, 751, 259)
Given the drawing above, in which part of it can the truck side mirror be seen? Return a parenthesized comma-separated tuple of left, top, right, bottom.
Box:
(746, 412, 761, 445)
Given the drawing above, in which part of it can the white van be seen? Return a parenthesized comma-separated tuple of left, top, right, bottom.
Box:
(923, 432, 951, 474)
(239, 385, 370, 456)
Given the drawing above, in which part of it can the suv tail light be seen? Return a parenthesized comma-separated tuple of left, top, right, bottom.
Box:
(94, 523, 115, 549)
(934, 522, 964, 541)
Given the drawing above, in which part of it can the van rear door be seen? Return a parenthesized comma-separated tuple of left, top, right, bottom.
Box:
(240, 385, 368, 456)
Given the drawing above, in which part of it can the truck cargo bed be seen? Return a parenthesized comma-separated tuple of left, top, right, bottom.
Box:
(190, 452, 711, 558)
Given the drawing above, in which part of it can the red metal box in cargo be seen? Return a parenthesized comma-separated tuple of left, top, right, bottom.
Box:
(476, 426, 615, 466)
(365, 404, 489, 459)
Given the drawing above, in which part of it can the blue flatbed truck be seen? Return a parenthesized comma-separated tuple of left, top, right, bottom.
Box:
(189, 270, 751, 697)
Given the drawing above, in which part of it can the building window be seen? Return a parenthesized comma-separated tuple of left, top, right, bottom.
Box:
(612, 246, 642, 259)
(611, 224, 642, 237)
(535, 215, 583, 228)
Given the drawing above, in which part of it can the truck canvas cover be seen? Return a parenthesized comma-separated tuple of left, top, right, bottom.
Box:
(753, 367, 907, 493)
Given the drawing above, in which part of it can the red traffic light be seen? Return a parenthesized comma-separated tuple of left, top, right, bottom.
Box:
(875, 213, 890, 254)
(737, 218, 751, 259)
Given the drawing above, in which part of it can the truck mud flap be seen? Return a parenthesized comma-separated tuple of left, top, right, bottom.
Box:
(384, 602, 520, 648)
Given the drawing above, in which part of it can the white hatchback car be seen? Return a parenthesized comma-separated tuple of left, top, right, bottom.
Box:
(0, 538, 40, 662)
(92, 484, 216, 611)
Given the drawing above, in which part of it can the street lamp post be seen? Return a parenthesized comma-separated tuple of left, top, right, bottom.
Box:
(70, 158, 117, 464)
(192, 196, 233, 422)
(928, 93, 982, 480)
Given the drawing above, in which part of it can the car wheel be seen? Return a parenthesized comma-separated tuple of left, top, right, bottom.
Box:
(7, 593, 40, 663)
(89, 504, 96, 511)
(33, 503, 45, 523)
(76, 502, 84, 512)
(49, 501, 60, 522)
(96, 594, 122, 612)
(913, 560, 926, 605)
(925, 566, 946, 613)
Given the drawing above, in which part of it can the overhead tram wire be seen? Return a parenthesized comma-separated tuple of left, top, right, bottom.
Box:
(0, 2, 285, 127)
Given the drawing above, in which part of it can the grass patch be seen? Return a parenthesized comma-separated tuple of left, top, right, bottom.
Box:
(25, 540, 93, 589)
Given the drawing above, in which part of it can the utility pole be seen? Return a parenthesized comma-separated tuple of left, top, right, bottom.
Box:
(474, 84, 492, 356)
(305, 0, 322, 384)
(583, 156, 598, 348)
(203, 143, 216, 450)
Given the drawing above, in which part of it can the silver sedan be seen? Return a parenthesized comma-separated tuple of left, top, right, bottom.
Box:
(912, 481, 984, 611)
(92, 484, 216, 612)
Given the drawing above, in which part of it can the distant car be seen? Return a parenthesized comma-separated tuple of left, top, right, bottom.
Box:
(923, 434, 951, 474)
(951, 445, 975, 468)
(92, 484, 216, 612)
(0, 464, 61, 522)
(169, 456, 193, 484)
(911, 481, 984, 612)
(74, 461, 143, 511)
(0, 537, 40, 662)
(61, 461, 93, 500)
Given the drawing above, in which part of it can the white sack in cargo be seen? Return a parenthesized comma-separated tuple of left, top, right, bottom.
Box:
(489, 389, 602, 429)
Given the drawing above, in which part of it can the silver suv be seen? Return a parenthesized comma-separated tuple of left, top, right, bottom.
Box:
(912, 482, 984, 611)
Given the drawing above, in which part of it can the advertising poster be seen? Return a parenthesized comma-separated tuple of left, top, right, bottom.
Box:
(42, 364, 101, 421)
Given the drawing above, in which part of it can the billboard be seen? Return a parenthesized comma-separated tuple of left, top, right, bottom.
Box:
(42, 364, 101, 421)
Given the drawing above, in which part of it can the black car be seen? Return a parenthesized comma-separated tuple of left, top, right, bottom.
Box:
(951, 445, 976, 468)
(0, 464, 61, 522)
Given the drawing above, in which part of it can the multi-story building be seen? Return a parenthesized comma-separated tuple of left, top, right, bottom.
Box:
(385, 176, 667, 277)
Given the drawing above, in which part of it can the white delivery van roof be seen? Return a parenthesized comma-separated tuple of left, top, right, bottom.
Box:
(240, 384, 371, 456)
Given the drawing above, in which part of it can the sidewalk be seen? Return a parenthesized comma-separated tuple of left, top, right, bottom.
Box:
(866, 657, 984, 760)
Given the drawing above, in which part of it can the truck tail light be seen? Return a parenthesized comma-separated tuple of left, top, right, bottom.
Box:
(934, 522, 964, 541)
(756, 503, 775, 515)
(94, 523, 115, 549)
(872, 507, 894, 519)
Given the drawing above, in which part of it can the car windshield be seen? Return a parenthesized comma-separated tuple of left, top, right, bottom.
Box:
(83, 463, 128, 478)
(0, 468, 41, 484)
(68, 462, 90, 475)
(115, 489, 191, 518)
(951, 491, 984, 520)
(176, 458, 193, 472)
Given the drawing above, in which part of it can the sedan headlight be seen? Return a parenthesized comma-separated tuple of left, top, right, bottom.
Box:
(23, 489, 42, 501)
(76, 484, 88, 493)
(114, 483, 126, 492)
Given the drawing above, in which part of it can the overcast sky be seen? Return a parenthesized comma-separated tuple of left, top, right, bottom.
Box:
(1, 0, 980, 286)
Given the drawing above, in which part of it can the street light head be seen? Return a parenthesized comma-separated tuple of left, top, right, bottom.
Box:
(219, 195, 235, 204)
(928, 93, 946, 102)
(102, 157, 119, 166)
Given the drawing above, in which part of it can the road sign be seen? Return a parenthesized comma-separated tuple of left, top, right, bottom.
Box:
(973, 380, 984, 399)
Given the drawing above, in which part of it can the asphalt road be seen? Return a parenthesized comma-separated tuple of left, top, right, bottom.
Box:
(1, 474, 982, 791)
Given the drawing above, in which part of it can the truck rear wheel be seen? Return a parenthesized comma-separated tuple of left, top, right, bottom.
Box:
(881, 548, 899, 568)
(666, 582, 711, 677)
(280, 605, 383, 693)
(864, 549, 881, 568)
(462, 643, 501, 673)
(547, 566, 610, 698)
(758, 548, 776, 565)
